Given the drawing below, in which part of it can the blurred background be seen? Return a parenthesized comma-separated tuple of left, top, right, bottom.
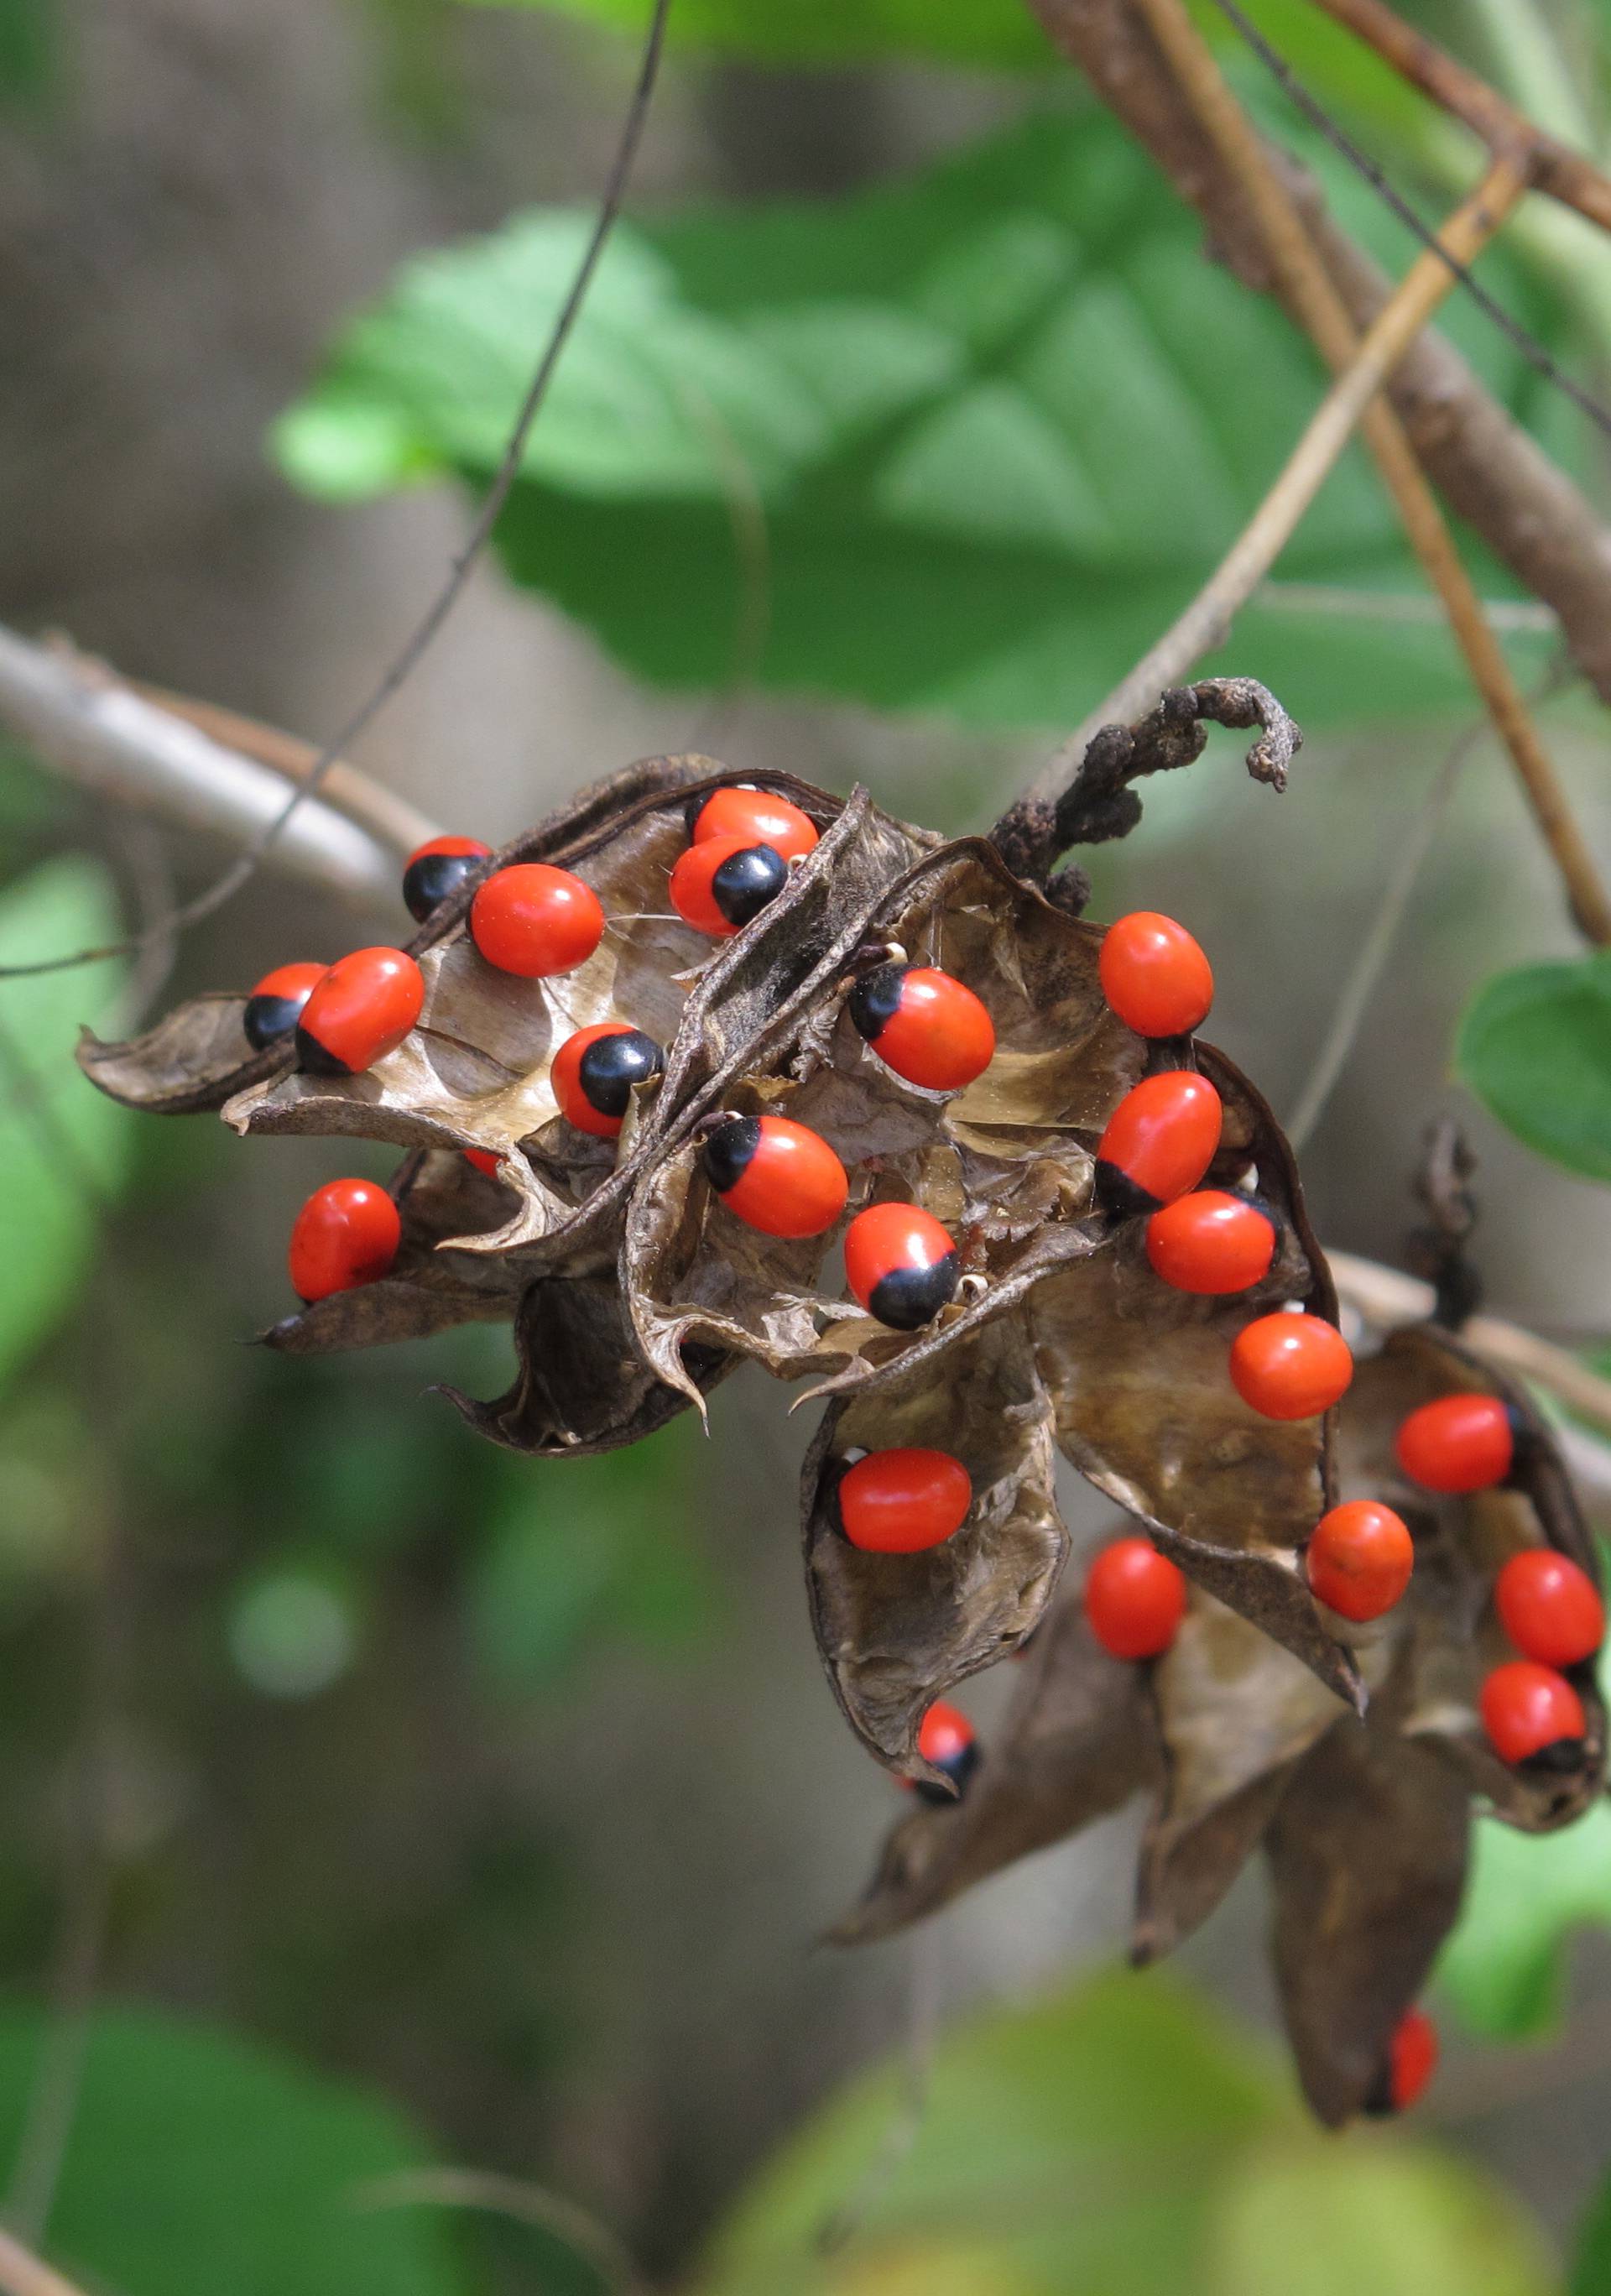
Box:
(3, 0, 1611, 2289)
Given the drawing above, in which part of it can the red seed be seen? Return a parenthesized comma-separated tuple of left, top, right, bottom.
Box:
(1229, 1312, 1353, 1421)
(402, 834, 493, 921)
(1083, 1537, 1186, 1659)
(1144, 1189, 1275, 1294)
(243, 962, 327, 1051)
(1099, 911, 1214, 1037)
(463, 1148, 503, 1177)
(1395, 1393, 1514, 1495)
(1494, 1550, 1604, 1668)
(288, 1178, 400, 1302)
(838, 1449, 972, 1553)
(670, 836, 787, 937)
(701, 1114, 847, 1239)
(1095, 1071, 1223, 1213)
(848, 963, 995, 1093)
(916, 1700, 974, 1770)
(691, 785, 818, 862)
(1480, 1660, 1586, 1764)
(843, 1203, 961, 1331)
(1385, 2009, 1438, 2112)
(550, 1021, 664, 1139)
(471, 864, 605, 978)
(1305, 1500, 1414, 1622)
(295, 947, 424, 1075)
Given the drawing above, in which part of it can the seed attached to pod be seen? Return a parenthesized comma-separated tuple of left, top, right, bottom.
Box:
(844, 1203, 961, 1331)
(1099, 911, 1214, 1038)
(288, 1177, 401, 1302)
(912, 1700, 979, 1804)
(1480, 1660, 1587, 1767)
(1083, 1537, 1186, 1659)
(1144, 1189, 1276, 1294)
(701, 1114, 847, 1239)
(690, 785, 819, 862)
(1305, 1500, 1414, 1623)
(670, 836, 788, 937)
(551, 1021, 665, 1139)
(243, 962, 326, 1052)
(1229, 1312, 1353, 1421)
(463, 1148, 503, 1177)
(1494, 1550, 1604, 1668)
(401, 834, 493, 922)
(295, 947, 425, 1076)
(837, 1448, 972, 1554)
(1095, 1071, 1223, 1215)
(847, 963, 995, 1093)
(471, 863, 605, 978)
(1395, 1393, 1515, 1495)
(1364, 2008, 1438, 2116)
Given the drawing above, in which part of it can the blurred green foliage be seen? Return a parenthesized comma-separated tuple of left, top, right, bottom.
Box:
(695, 1969, 1556, 2296)
(464, 0, 1057, 69)
(1457, 954, 1611, 1187)
(274, 107, 1565, 736)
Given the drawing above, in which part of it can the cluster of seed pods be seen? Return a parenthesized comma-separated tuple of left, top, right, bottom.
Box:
(77, 750, 1608, 2126)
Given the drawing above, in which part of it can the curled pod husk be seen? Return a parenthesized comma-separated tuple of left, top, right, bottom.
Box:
(800, 1314, 1066, 1777)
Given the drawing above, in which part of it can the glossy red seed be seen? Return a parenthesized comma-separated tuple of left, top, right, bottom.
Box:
(843, 1203, 959, 1328)
(243, 961, 327, 1051)
(1083, 1537, 1186, 1659)
(692, 785, 818, 862)
(552, 1021, 633, 1140)
(1096, 1071, 1223, 1213)
(1480, 1660, 1586, 1763)
(1099, 911, 1214, 1037)
(1495, 1550, 1604, 1667)
(1387, 2008, 1438, 2112)
(295, 947, 424, 1075)
(916, 1700, 974, 1768)
(401, 835, 493, 921)
(1229, 1312, 1353, 1421)
(471, 864, 605, 978)
(1395, 1393, 1514, 1495)
(1305, 1500, 1414, 1622)
(1144, 1190, 1275, 1294)
(711, 1114, 847, 1239)
(250, 961, 326, 1004)
(669, 835, 785, 937)
(288, 1178, 400, 1302)
(856, 967, 995, 1093)
(838, 1449, 972, 1553)
(463, 1148, 503, 1177)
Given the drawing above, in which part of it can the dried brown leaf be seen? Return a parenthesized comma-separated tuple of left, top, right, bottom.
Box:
(801, 1313, 1067, 1777)
(77, 996, 278, 1115)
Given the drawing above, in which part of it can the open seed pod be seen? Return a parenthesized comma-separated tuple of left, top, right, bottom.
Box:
(837, 1311, 1606, 2122)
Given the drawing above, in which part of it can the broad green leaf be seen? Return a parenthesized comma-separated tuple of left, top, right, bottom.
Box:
(463, 0, 1056, 70)
(276, 111, 1562, 735)
(694, 1967, 1290, 2296)
(0, 0, 55, 102)
(1574, 2168, 1611, 2296)
(0, 859, 133, 1390)
(1436, 1800, 1611, 2039)
(0, 2002, 471, 2296)
(1205, 2138, 1556, 2296)
(1456, 953, 1611, 1185)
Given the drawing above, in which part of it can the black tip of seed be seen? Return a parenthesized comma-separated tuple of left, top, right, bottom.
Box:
(701, 1114, 761, 1196)
(711, 842, 786, 928)
(847, 962, 906, 1046)
(402, 850, 485, 923)
(577, 1027, 664, 1119)
(915, 1740, 981, 1806)
(243, 994, 304, 1051)
(867, 1250, 961, 1332)
(1520, 1735, 1587, 1776)
(1360, 2065, 1396, 2119)
(294, 1024, 354, 1078)
(1093, 1160, 1165, 1218)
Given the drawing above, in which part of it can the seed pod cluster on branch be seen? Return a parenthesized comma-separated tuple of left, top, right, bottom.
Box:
(78, 718, 1605, 2120)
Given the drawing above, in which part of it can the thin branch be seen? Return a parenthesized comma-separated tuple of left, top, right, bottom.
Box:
(0, 624, 399, 912)
(1302, 0, 1611, 233)
(1127, 0, 1611, 944)
(0, 0, 672, 983)
(0, 2232, 91, 2296)
(1257, 583, 1555, 632)
(1020, 155, 1528, 811)
(352, 2168, 649, 2296)
(1023, 0, 1611, 707)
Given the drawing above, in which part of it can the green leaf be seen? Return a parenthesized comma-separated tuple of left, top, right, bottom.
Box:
(0, 2002, 471, 2295)
(1456, 953, 1611, 1185)
(0, 858, 133, 1391)
(459, 0, 1056, 70)
(1573, 2167, 1611, 2296)
(1206, 2138, 1556, 2296)
(1436, 1801, 1611, 2039)
(276, 110, 1561, 735)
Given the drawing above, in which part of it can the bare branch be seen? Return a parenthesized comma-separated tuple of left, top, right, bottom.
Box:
(0, 625, 399, 911)
(1023, 0, 1611, 707)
